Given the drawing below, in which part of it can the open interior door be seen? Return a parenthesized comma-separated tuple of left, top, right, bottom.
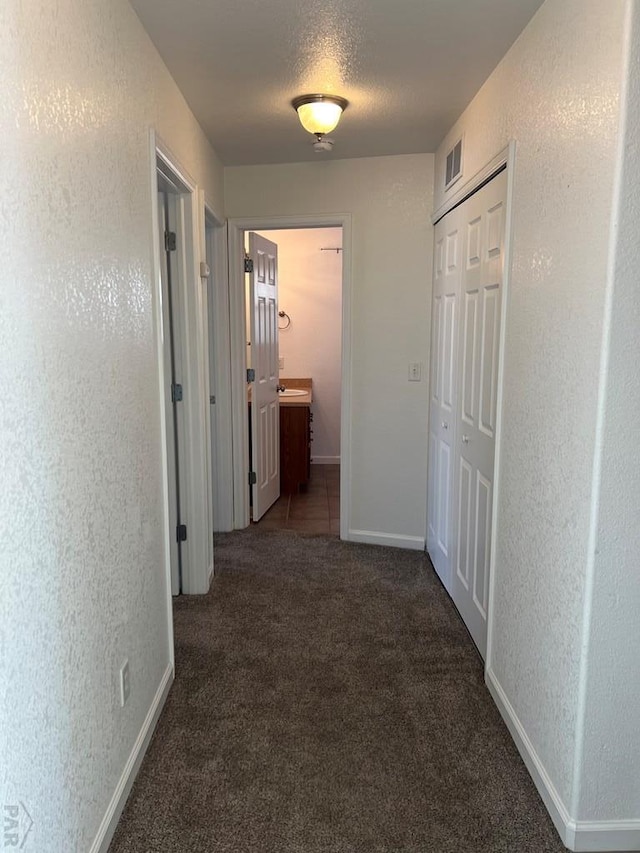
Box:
(248, 232, 280, 520)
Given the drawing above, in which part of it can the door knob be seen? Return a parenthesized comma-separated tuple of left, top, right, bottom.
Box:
(442, 420, 449, 430)
(462, 435, 470, 444)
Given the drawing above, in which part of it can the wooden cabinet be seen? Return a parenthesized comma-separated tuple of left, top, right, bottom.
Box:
(280, 405, 312, 493)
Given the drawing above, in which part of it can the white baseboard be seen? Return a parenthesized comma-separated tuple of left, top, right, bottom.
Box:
(91, 662, 174, 853)
(347, 529, 425, 551)
(485, 666, 572, 843)
(486, 667, 640, 852)
(311, 456, 340, 465)
(567, 820, 640, 851)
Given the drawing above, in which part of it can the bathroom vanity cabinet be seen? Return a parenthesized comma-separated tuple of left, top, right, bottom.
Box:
(280, 403, 312, 494)
(278, 377, 313, 494)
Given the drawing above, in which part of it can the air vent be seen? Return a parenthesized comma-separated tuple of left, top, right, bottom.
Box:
(445, 138, 463, 190)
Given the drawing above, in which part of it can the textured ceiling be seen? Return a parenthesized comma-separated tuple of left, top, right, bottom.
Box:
(131, 0, 545, 165)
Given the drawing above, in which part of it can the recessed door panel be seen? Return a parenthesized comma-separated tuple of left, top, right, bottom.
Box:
(428, 431, 438, 542)
(269, 400, 278, 479)
(436, 238, 445, 277)
(259, 405, 268, 485)
(487, 203, 504, 259)
(257, 296, 267, 382)
(479, 284, 500, 439)
(456, 457, 473, 590)
(257, 249, 266, 282)
(442, 294, 456, 413)
(267, 296, 277, 379)
(473, 472, 492, 619)
(467, 217, 481, 268)
(431, 295, 442, 404)
(446, 230, 458, 271)
(461, 290, 478, 427)
(437, 439, 451, 556)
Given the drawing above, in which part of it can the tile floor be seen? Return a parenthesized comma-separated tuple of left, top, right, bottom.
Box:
(254, 464, 340, 535)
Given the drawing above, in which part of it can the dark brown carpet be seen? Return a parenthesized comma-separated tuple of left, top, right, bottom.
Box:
(109, 529, 565, 853)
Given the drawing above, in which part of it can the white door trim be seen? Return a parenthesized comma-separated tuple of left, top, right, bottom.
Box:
(152, 131, 211, 595)
(227, 214, 353, 539)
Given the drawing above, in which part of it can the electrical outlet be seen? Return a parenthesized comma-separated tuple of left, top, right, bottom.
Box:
(408, 362, 422, 382)
(279, 356, 284, 370)
(119, 659, 130, 707)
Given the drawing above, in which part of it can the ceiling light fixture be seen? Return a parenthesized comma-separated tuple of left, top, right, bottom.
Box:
(292, 94, 349, 152)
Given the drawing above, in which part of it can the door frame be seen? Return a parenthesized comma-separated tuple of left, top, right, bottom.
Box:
(149, 130, 212, 597)
(227, 214, 352, 537)
(430, 141, 517, 671)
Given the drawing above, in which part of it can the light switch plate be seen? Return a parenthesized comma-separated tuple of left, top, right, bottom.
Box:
(408, 362, 422, 382)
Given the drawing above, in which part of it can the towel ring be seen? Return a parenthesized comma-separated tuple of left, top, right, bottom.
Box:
(278, 310, 291, 330)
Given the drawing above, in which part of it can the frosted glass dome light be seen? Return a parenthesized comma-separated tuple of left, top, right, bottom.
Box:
(292, 94, 348, 137)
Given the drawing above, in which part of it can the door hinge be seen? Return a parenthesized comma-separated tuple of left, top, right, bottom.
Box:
(248, 471, 257, 485)
(246, 368, 255, 383)
(171, 383, 183, 402)
(176, 524, 187, 542)
(244, 256, 254, 273)
(165, 231, 177, 252)
(210, 395, 216, 405)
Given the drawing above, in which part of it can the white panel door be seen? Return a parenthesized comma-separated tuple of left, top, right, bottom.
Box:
(427, 217, 461, 591)
(248, 232, 280, 521)
(452, 169, 507, 657)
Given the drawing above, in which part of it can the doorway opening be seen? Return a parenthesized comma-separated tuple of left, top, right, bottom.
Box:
(227, 215, 352, 540)
(248, 227, 343, 534)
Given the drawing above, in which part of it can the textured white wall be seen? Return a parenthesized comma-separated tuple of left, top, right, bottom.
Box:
(226, 155, 434, 544)
(577, 2, 640, 823)
(434, 0, 627, 823)
(0, 0, 222, 850)
(258, 228, 343, 462)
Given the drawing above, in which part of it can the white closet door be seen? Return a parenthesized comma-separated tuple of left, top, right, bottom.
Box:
(452, 169, 507, 657)
(427, 216, 462, 591)
(427, 168, 507, 659)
